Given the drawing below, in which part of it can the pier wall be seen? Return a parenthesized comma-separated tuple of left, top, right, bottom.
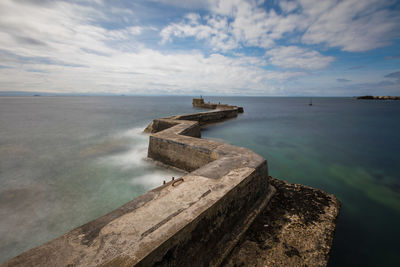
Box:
(3, 100, 274, 267)
(138, 102, 273, 265)
(3, 99, 340, 267)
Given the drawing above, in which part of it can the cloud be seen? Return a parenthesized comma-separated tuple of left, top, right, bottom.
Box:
(147, 0, 210, 10)
(4, 1, 312, 95)
(0, 0, 304, 95)
(0, 0, 399, 96)
(161, 0, 304, 51)
(160, 14, 238, 51)
(339, 80, 400, 95)
(13, 0, 56, 6)
(0, 0, 114, 59)
(300, 0, 400, 52)
(265, 46, 334, 70)
(348, 65, 365, 70)
(385, 55, 400, 60)
(279, 0, 300, 14)
(289, 78, 400, 96)
(0, 46, 305, 95)
(160, 0, 399, 53)
(107, 26, 144, 40)
(384, 71, 400, 82)
(337, 78, 351, 82)
(26, 69, 48, 73)
(13, 36, 48, 46)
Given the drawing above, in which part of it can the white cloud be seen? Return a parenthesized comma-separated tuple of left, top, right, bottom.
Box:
(0, 0, 398, 96)
(279, 0, 300, 14)
(146, 0, 210, 10)
(0, 0, 304, 95)
(160, 15, 237, 51)
(161, 0, 304, 51)
(161, 0, 399, 52)
(300, 0, 400, 52)
(265, 46, 334, 70)
(0, 46, 305, 95)
(107, 26, 143, 41)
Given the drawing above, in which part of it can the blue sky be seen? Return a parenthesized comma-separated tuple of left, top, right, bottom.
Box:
(0, 0, 399, 96)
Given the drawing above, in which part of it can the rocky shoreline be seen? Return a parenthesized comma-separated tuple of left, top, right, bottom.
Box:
(357, 95, 400, 100)
(224, 177, 340, 266)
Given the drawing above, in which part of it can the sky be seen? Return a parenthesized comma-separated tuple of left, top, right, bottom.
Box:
(0, 0, 399, 96)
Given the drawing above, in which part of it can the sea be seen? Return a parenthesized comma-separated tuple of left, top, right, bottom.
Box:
(0, 96, 399, 266)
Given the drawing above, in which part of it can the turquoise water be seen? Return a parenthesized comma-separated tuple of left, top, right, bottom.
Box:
(0, 96, 399, 265)
(201, 97, 400, 266)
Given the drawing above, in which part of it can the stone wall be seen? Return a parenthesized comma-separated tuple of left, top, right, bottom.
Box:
(139, 102, 274, 265)
(192, 98, 205, 107)
(3, 100, 274, 267)
(3, 99, 340, 267)
(192, 97, 244, 113)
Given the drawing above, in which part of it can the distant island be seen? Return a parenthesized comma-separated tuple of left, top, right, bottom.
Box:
(357, 95, 400, 100)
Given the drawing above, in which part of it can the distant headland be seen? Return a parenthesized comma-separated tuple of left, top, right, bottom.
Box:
(357, 95, 400, 100)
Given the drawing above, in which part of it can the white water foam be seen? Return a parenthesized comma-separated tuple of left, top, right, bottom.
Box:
(97, 126, 149, 169)
(97, 126, 182, 189)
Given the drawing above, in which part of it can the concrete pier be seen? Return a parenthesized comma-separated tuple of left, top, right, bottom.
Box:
(2, 99, 339, 267)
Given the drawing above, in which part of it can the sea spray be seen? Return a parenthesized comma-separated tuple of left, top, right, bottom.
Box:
(0, 95, 193, 264)
(97, 126, 183, 188)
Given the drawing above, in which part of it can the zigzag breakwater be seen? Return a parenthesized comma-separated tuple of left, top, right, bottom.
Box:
(3, 99, 340, 266)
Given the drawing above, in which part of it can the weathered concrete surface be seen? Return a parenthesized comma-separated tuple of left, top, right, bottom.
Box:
(192, 98, 244, 113)
(2, 99, 339, 267)
(224, 177, 341, 267)
(3, 100, 274, 267)
(138, 102, 274, 266)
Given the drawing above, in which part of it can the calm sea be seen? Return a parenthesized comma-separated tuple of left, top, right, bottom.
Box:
(0, 96, 399, 266)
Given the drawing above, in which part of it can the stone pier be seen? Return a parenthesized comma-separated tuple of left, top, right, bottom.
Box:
(2, 99, 340, 267)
